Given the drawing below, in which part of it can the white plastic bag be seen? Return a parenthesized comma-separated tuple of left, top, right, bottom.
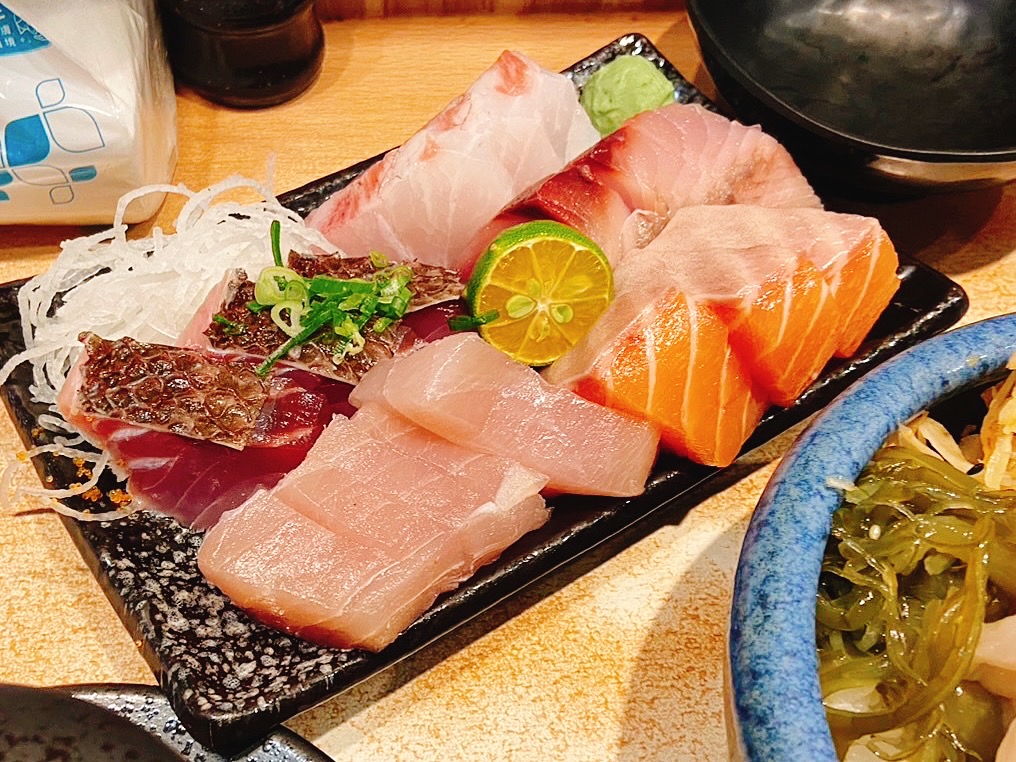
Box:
(0, 0, 177, 225)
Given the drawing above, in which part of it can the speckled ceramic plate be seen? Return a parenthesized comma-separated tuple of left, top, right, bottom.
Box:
(0, 34, 970, 756)
(729, 312, 1016, 761)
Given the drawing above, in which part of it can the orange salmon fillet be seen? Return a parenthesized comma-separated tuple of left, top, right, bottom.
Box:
(550, 289, 767, 467)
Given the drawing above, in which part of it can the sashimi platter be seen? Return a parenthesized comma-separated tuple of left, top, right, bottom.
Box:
(0, 34, 969, 753)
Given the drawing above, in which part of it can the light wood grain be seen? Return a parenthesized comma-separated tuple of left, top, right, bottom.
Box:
(315, 0, 670, 19)
(1, 10, 1014, 762)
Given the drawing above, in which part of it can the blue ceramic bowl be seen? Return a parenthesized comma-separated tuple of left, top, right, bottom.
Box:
(728, 313, 1016, 760)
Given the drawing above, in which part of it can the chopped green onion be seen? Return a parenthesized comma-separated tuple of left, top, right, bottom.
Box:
(270, 220, 283, 268)
(212, 314, 245, 335)
(254, 266, 305, 306)
(270, 300, 305, 338)
(249, 232, 414, 376)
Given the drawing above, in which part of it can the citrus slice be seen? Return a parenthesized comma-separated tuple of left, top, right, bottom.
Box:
(465, 220, 614, 366)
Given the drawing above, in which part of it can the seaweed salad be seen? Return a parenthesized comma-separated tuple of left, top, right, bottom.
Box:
(818, 360, 1016, 760)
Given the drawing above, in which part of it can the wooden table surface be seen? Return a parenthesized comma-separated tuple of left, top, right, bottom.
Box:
(1, 9, 1015, 761)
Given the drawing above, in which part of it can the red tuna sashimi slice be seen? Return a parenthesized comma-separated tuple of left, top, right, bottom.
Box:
(465, 102, 821, 266)
(349, 333, 660, 497)
(198, 405, 549, 651)
(623, 207, 842, 407)
(304, 50, 600, 272)
(58, 343, 355, 529)
(543, 288, 769, 468)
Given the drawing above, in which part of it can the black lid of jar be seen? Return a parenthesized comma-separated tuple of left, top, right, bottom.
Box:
(160, 0, 312, 31)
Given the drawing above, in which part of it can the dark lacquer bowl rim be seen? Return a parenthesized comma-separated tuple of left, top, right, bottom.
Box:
(687, 0, 1016, 164)
(728, 313, 1016, 761)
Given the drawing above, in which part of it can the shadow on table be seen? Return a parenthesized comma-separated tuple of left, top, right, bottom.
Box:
(829, 184, 1013, 277)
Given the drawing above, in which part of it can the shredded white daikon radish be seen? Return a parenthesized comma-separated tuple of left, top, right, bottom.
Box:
(1, 175, 339, 515)
(1, 175, 339, 427)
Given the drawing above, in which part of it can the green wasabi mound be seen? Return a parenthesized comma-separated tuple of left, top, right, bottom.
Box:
(580, 55, 676, 136)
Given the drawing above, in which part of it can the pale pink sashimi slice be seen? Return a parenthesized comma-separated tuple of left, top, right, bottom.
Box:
(622, 206, 842, 407)
(198, 403, 549, 652)
(304, 50, 600, 272)
(465, 102, 821, 266)
(349, 333, 661, 497)
(544, 286, 769, 468)
(596, 103, 823, 214)
(276, 402, 549, 549)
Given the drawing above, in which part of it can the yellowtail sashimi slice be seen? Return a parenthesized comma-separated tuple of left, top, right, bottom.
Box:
(350, 333, 660, 497)
(198, 402, 549, 653)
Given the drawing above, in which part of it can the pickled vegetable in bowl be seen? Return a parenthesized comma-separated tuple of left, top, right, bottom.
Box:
(817, 362, 1016, 759)
(728, 313, 1016, 762)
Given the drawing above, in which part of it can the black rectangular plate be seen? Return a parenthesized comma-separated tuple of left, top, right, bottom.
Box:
(0, 33, 970, 756)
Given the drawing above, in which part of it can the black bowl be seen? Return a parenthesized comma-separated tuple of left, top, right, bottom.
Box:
(687, 0, 1016, 194)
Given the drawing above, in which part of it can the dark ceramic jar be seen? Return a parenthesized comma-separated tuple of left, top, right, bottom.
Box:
(159, 0, 324, 108)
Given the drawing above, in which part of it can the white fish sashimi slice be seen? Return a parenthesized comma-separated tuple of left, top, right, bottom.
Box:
(350, 333, 661, 497)
(198, 402, 550, 652)
(304, 50, 600, 272)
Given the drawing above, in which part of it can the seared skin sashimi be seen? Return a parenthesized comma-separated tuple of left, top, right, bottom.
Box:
(65, 333, 273, 450)
(544, 288, 768, 468)
(350, 333, 660, 497)
(304, 50, 600, 271)
(177, 256, 465, 384)
(57, 335, 355, 528)
(466, 102, 822, 266)
(198, 402, 549, 652)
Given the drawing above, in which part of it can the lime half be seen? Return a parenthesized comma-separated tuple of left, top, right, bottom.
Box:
(466, 220, 614, 366)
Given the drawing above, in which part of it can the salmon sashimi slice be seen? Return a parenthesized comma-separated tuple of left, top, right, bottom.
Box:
(198, 404, 549, 652)
(639, 205, 900, 360)
(790, 213, 900, 357)
(349, 333, 661, 496)
(544, 287, 768, 467)
(304, 50, 600, 272)
(624, 206, 843, 407)
(464, 102, 822, 266)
